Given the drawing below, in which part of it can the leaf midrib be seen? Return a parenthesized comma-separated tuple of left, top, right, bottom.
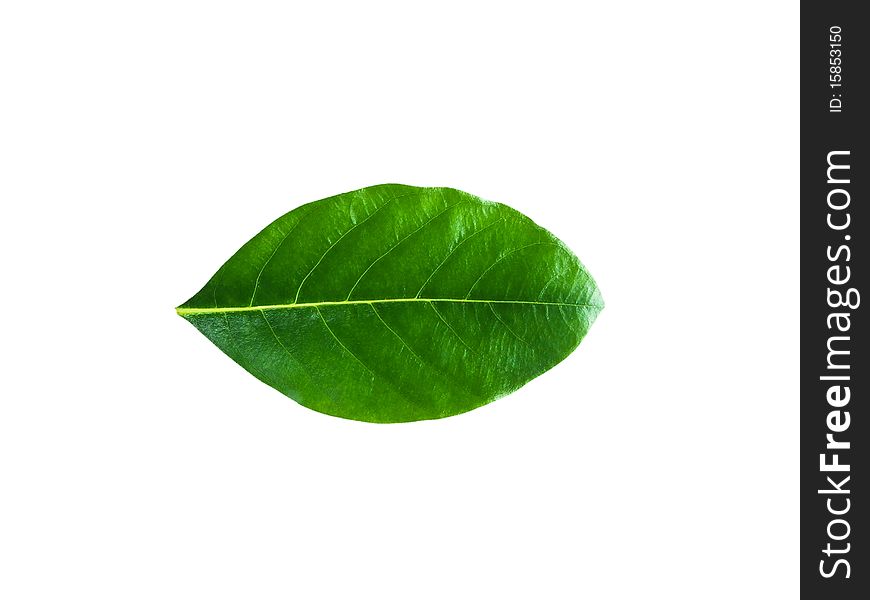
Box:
(176, 298, 599, 316)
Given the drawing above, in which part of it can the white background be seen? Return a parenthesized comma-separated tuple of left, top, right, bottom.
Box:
(0, 2, 798, 598)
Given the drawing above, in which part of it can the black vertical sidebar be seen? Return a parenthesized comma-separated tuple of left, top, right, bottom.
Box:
(801, 2, 867, 598)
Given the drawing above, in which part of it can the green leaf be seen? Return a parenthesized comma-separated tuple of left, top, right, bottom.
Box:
(177, 184, 603, 423)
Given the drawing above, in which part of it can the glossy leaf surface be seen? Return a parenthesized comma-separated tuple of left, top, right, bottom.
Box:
(177, 184, 603, 422)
